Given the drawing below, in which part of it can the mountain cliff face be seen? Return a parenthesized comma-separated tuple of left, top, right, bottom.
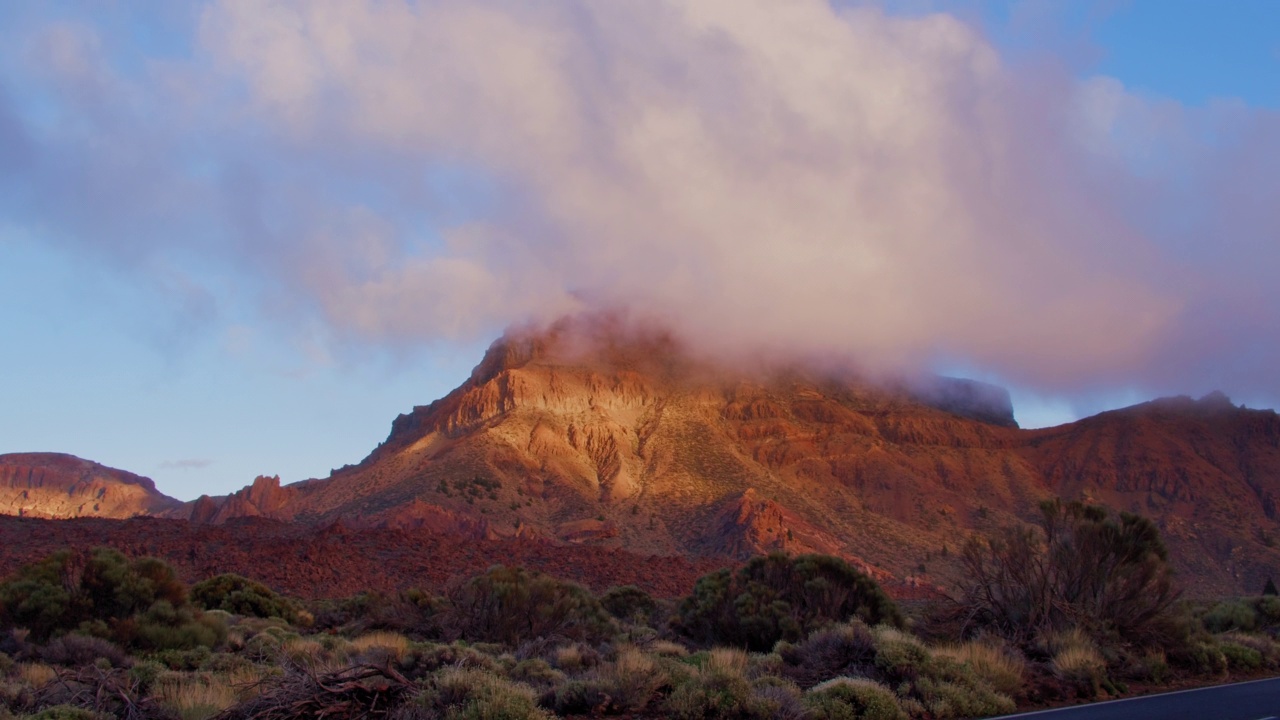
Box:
(6, 317, 1279, 598)
(175, 316, 1280, 596)
(0, 453, 182, 519)
(1020, 392, 1280, 593)
(224, 318, 1042, 582)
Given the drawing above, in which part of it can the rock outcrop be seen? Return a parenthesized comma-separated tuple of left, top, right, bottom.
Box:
(0, 453, 182, 519)
(187, 475, 298, 524)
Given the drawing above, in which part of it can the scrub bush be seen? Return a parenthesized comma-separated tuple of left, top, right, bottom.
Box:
(803, 677, 906, 720)
(446, 566, 612, 647)
(190, 575, 298, 623)
(675, 553, 902, 651)
(955, 501, 1181, 646)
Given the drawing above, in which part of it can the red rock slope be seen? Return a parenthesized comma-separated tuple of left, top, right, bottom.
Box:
(7, 317, 1280, 598)
(0, 453, 182, 519)
(187, 315, 1280, 595)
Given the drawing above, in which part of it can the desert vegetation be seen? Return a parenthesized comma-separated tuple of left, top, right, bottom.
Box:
(1, 506, 1278, 719)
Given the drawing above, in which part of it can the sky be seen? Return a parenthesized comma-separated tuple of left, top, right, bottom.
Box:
(1, 0, 1277, 501)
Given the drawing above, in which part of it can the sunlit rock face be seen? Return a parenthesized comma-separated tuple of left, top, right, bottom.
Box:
(0, 452, 183, 519)
(177, 315, 1275, 596)
(8, 317, 1280, 598)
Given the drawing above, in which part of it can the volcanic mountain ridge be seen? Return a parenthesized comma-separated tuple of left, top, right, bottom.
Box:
(3, 316, 1279, 597)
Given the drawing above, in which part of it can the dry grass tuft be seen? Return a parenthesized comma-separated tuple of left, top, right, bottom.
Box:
(593, 646, 667, 712)
(155, 672, 239, 720)
(1051, 643, 1106, 689)
(646, 639, 690, 658)
(932, 640, 1025, 696)
(552, 644, 594, 672)
(221, 665, 274, 702)
(349, 631, 411, 662)
(706, 647, 750, 677)
(16, 663, 57, 689)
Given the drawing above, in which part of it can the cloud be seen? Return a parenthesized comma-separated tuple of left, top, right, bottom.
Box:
(2, 1, 1279, 405)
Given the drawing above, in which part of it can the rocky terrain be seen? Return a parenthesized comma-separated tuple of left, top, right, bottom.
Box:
(3, 315, 1279, 598)
(0, 515, 722, 599)
(0, 452, 182, 519)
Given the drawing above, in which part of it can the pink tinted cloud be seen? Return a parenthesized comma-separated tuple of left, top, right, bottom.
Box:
(4, 1, 1278, 404)
(199, 0, 1187, 387)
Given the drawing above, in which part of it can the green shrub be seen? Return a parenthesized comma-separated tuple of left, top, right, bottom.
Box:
(1204, 600, 1257, 633)
(1258, 595, 1280, 623)
(396, 642, 501, 681)
(871, 625, 930, 683)
(1118, 649, 1169, 683)
(600, 585, 658, 624)
(663, 663, 754, 719)
(1221, 642, 1263, 672)
(1220, 632, 1280, 668)
(0, 551, 80, 641)
(542, 678, 610, 716)
(509, 658, 564, 686)
(190, 574, 298, 622)
(127, 601, 227, 651)
(676, 553, 902, 651)
(446, 566, 612, 646)
(412, 667, 551, 720)
(148, 646, 214, 672)
(309, 589, 443, 637)
(1170, 640, 1228, 675)
(658, 645, 789, 719)
(913, 675, 1016, 718)
(127, 660, 166, 692)
(803, 677, 907, 720)
(82, 552, 187, 617)
(781, 621, 1016, 714)
(0, 548, 192, 645)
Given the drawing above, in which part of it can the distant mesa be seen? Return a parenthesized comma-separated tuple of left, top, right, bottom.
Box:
(0, 452, 182, 519)
(4, 315, 1280, 598)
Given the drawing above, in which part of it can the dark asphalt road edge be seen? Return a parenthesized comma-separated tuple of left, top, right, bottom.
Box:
(990, 675, 1280, 718)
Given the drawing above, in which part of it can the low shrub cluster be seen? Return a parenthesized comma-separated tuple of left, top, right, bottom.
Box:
(190, 575, 299, 624)
(1, 501, 1277, 720)
(0, 549, 225, 653)
(675, 553, 902, 651)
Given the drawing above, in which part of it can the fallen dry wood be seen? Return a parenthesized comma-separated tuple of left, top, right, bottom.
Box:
(212, 662, 416, 720)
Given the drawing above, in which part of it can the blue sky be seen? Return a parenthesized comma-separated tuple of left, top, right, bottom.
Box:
(1, 1, 1277, 500)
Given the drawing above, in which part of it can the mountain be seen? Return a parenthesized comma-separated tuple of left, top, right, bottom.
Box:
(5, 316, 1280, 597)
(1020, 392, 1280, 593)
(173, 315, 1280, 596)
(0, 452, 183, 519)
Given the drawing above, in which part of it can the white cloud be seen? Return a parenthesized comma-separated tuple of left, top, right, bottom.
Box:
(3, 0, 1278, 403)
(195, 0, 1190, 387)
